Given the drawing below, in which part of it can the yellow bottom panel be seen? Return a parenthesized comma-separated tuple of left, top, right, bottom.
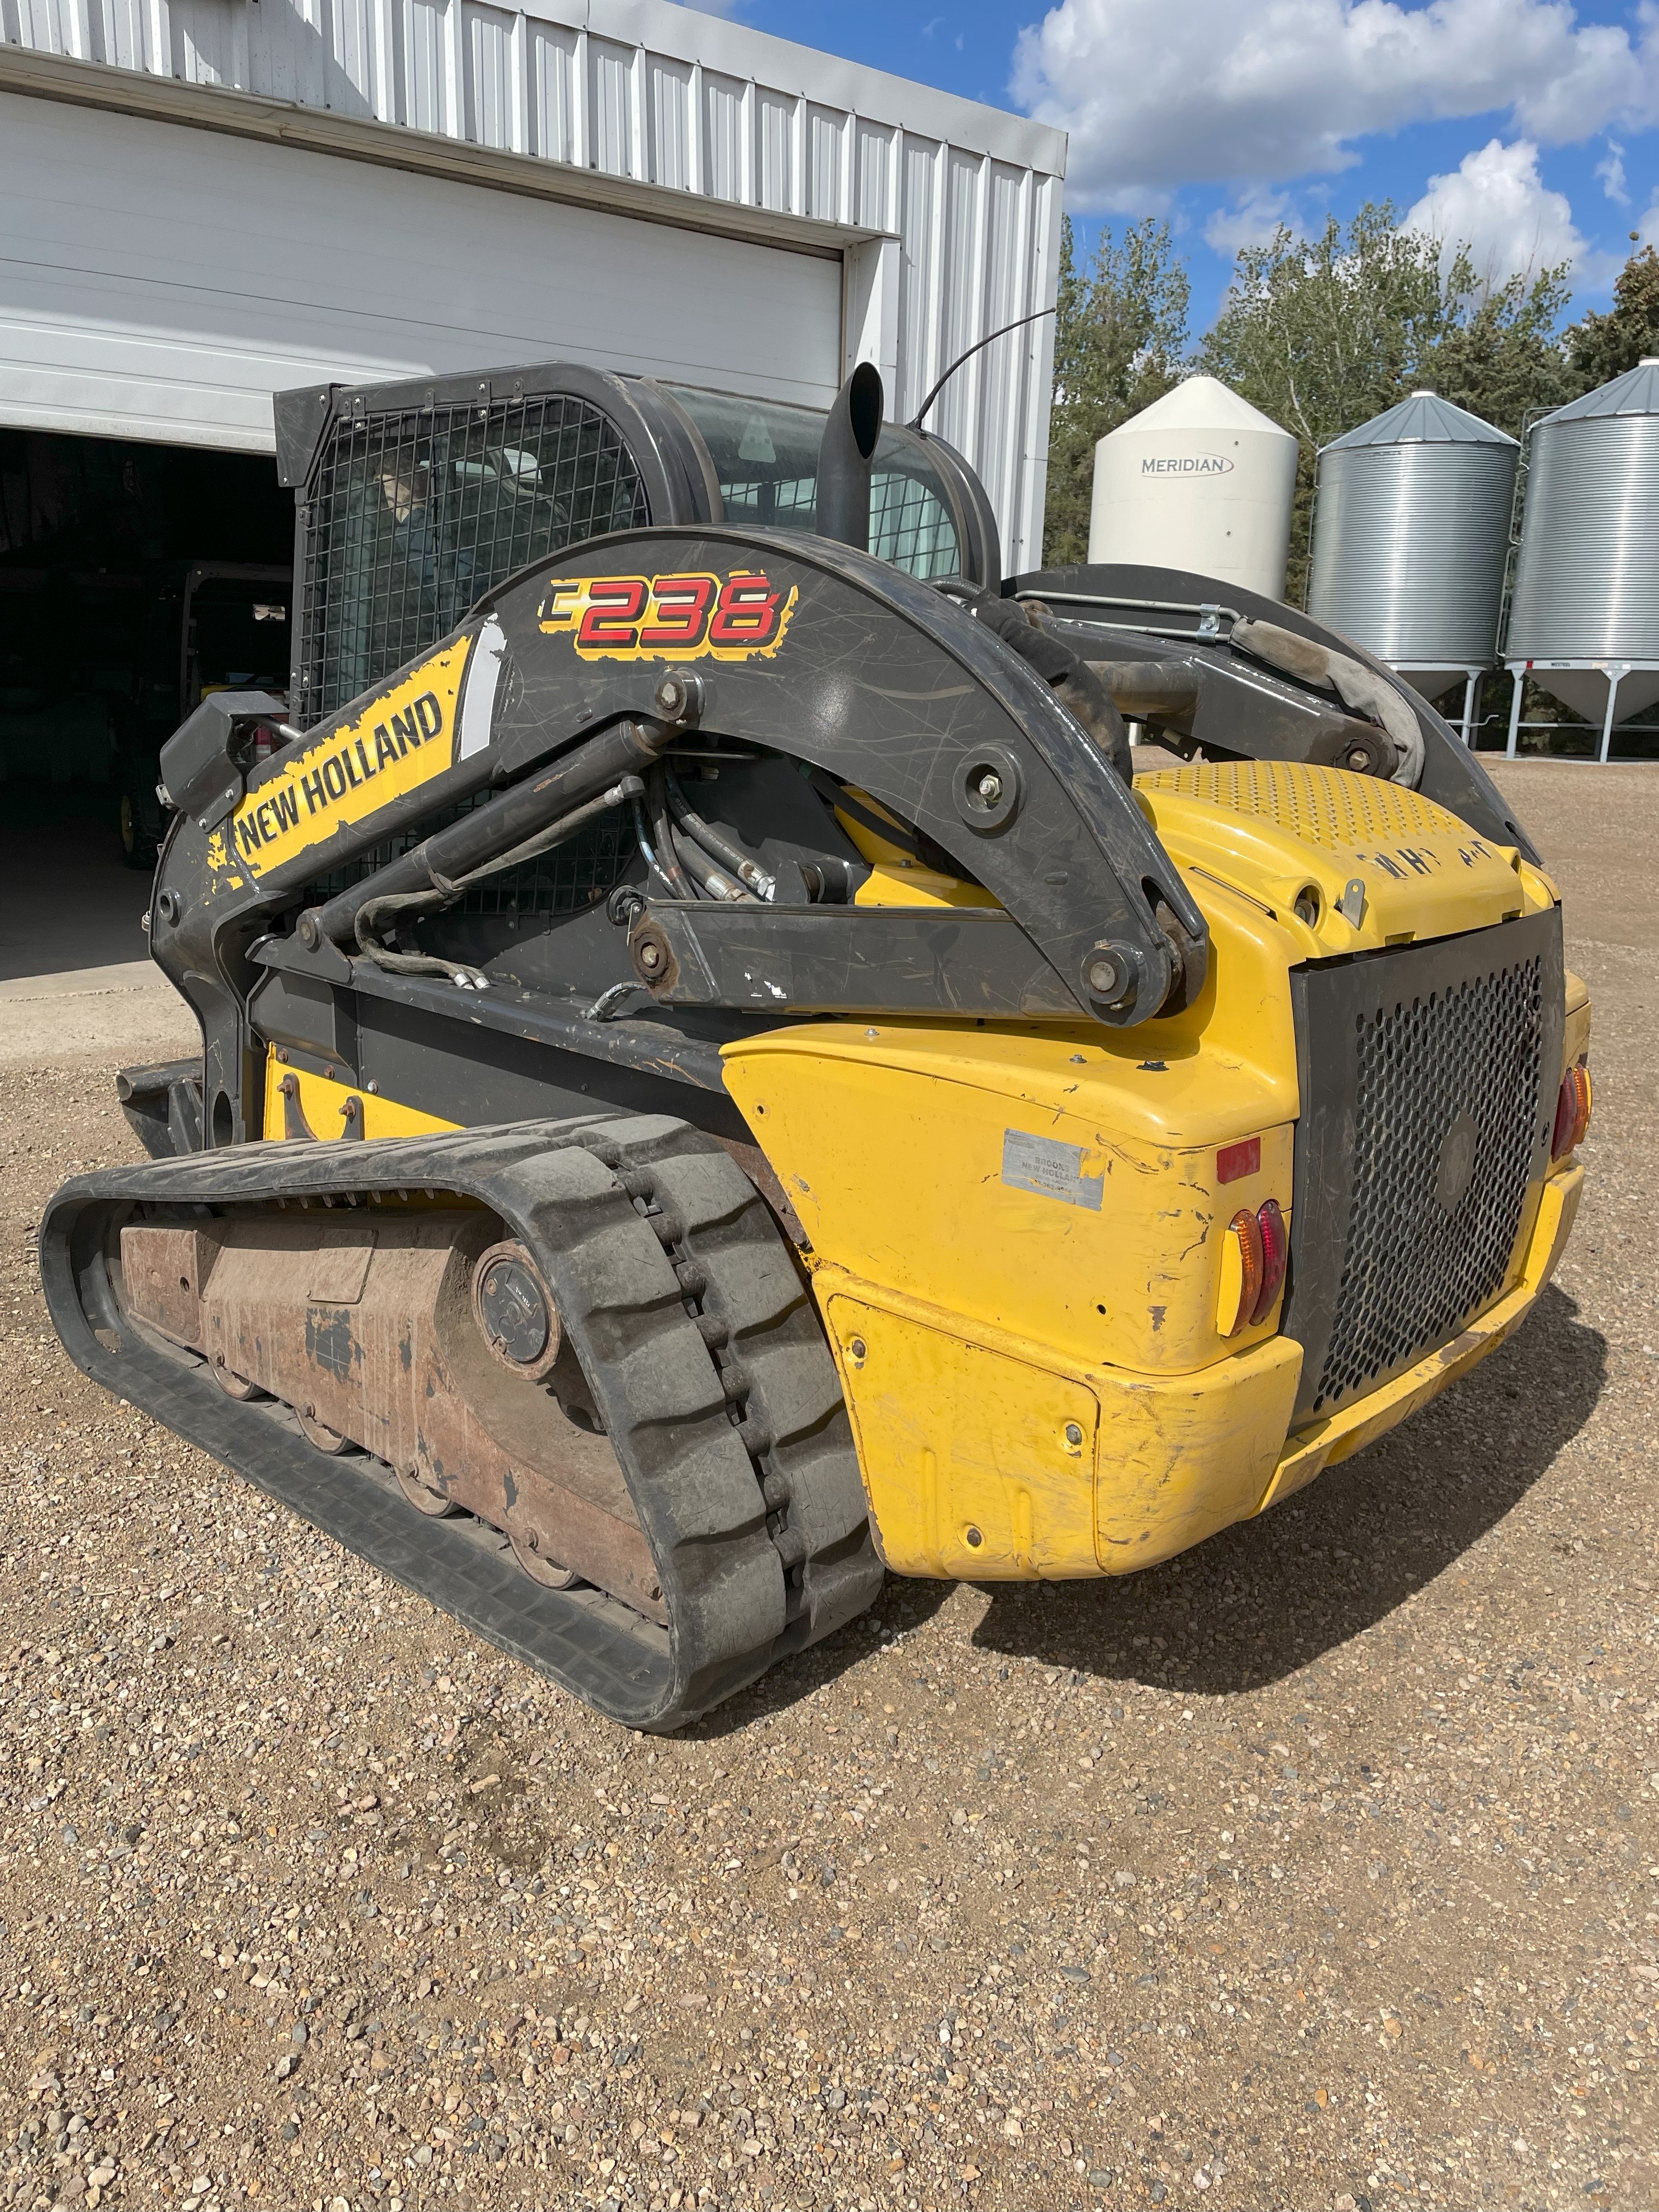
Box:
(1092, 1333, 1304, 1568)
(823, 1289, 1100, 1578)
(818, 1272, 1304, 1579)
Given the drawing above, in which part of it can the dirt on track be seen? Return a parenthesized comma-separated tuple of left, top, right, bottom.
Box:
(0, 759, 1654, 2212)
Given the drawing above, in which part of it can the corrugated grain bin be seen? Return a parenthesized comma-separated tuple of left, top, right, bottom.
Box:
(1506, 357, 1659, 724)
(1310, 391, 1516, 700)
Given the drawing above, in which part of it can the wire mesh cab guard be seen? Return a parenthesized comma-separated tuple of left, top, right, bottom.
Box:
(275, 363, 999, 732)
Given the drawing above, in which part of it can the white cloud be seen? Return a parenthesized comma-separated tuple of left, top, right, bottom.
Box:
(1202, 191, 1301, 255)
(1403, 137, 1596, 284)
(1012, 0, 1659, 212)
(1596, 138, 1629, 205)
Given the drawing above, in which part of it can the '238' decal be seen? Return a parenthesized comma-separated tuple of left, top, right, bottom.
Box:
(537, 570, 798, 662)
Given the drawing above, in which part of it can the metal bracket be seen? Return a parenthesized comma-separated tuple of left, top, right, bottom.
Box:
(279, 1073, 318, 1142)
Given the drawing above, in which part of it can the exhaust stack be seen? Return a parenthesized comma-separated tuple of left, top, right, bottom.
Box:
(816, 362, 884, 554)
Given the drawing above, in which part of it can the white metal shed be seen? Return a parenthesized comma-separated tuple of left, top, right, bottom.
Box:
(0, 0, 1065, 566)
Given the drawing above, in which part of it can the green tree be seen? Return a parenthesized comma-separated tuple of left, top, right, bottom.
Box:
(1201, 205, 1451, 599)
(1423, 253, 1573, 437)
(1563, 241, 1659, 393)
(1200, 206, 1576, 595)
(1042, 216, 1190, 566)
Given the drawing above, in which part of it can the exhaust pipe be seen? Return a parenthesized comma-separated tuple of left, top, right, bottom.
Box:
(816, 362, 884, 554)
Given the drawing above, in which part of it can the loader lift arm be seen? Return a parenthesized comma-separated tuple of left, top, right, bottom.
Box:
(150, 528, 1209, 1151)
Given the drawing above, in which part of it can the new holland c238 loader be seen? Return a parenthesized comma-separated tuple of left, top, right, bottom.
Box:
(38, 359, 1592, 1729)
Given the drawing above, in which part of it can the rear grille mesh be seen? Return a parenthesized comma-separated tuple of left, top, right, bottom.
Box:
(1313, 951, 1544, 1413)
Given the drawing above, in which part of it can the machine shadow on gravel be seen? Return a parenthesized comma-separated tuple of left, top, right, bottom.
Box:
(967, 1283, 1607, 1697)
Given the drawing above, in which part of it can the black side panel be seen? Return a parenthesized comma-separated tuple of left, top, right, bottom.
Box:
(1283, 908, 1563, 1424)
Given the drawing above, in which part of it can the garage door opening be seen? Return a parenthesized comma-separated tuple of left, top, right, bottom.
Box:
(0, 429, 291, 985)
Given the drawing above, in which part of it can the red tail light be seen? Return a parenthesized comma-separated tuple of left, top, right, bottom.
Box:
(1221, 1198, 1289, 1337)
(1251, 1197, 1288, 1324)
(1551, 1062, 1592, 1162)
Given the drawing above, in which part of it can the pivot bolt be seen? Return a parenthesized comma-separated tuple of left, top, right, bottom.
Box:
(1084, 949, 1125, 1000)
(652, 671, 703, 724)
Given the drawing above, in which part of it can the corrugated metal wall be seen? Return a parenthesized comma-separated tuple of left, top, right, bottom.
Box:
(1, 0, 1065, 566)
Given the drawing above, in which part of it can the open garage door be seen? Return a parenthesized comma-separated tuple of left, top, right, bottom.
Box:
(0, 89, 845, 453)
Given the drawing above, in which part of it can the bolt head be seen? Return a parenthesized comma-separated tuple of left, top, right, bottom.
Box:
(1085, 953, 1123, 998)
(637, 939, 663, 974)
(975, 771, 1002, 804)
(1064, 1421, 1084, 1448)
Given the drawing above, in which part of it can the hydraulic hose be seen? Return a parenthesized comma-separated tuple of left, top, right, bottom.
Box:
(664, 763, 775, 900)
(667, 821, 753, 903)
(645, 764, 696, 900)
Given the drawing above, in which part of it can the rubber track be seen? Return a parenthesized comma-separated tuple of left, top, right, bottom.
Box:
(39, 1115, 883, 1730)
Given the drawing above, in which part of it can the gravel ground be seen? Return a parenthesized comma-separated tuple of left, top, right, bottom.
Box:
(0, 759, 1654, 2212)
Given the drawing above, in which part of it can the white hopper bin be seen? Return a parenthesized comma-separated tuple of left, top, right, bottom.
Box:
(1087, 376, 1298, 599)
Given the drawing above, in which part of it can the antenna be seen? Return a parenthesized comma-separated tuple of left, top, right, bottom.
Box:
(907, 306, 1056, 433)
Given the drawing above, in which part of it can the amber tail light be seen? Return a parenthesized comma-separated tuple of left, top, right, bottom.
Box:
(1551, 1063, 1592, 1163)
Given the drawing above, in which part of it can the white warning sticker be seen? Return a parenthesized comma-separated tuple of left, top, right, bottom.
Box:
(1001, 1130, 1104, 1211)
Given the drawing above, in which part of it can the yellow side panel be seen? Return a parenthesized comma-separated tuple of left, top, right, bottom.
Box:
(724, 1033, 1293, 1376)
(261, 1058, 460, 1144)
(853, 861, 999, 909)
(1564, 967, 1592, 1074)
(822, 1290, 1101, 1579)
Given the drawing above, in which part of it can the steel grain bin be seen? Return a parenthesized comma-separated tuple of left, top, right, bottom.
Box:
(1309, 391, 1517, 698)
(1507, 358, 1659, 679)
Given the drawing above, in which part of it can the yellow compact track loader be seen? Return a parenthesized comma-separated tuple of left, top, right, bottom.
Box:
(41, 360, 1591, 1729)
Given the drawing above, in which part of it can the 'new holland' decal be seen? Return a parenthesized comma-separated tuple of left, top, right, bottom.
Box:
(211, 629, 500, 882)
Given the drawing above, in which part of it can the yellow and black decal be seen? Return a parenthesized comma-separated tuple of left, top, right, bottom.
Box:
(537, 570, 798, 663)
(213, 635, 477, 879)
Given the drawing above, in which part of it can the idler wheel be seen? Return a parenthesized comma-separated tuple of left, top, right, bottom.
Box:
(212, 1359, 263, 1402)
(297, 1406, 353, 1455)
(471, 1243, 562, 1382)
(509, 1527, 581, 1589)
(397, 1464, 461, 1518)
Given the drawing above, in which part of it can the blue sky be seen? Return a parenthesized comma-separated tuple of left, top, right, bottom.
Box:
(723, 0, 1659, 335)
